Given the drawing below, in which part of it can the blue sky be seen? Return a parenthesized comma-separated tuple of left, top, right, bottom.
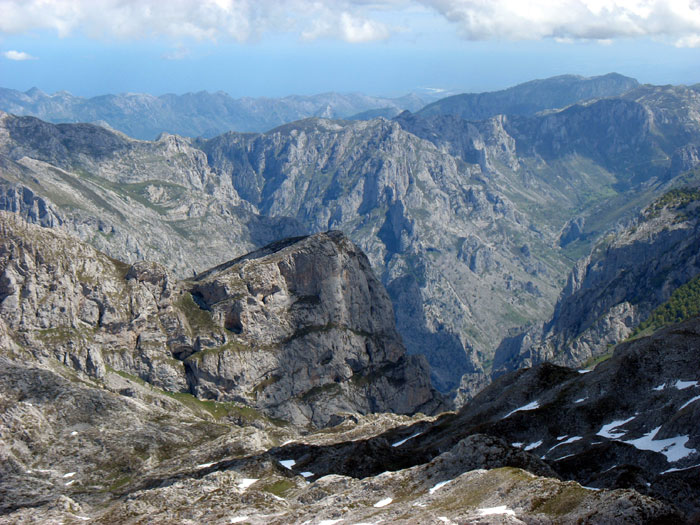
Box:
(1, 1, 699, 98)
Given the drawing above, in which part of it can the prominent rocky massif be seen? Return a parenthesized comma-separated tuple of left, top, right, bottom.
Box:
(0, 212, 440, 427)
(493, 187, 700, 375)
(0, 87, 428, 139)
(2, 76, 700, 398)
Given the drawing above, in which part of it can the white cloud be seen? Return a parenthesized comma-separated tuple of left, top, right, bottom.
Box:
(3, 49, 37, 60)
(417, 0, 700, 43)
(0, 0, 698, 45)
(302, 10, 390, 42)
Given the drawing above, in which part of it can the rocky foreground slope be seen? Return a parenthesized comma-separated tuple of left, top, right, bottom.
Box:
(0, 211, 688, 523)
(266, 316, 700, 522)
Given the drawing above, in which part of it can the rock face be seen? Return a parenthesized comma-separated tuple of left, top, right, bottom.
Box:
(0, 211, 442, 426)
(184, 230, 444, 425)
(493, 188, 700, 374)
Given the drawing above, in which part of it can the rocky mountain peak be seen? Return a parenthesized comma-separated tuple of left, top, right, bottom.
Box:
(0, 213, 443, 427)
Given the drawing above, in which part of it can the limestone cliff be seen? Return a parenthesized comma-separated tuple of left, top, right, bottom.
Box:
(0, 212, 442, 427)
(492, 188, 700, 374)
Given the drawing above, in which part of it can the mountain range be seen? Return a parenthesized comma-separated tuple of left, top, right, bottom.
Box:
(2, 71, 700, 522)
(0, 87, 430, 139)
(2, 73, 700, 396)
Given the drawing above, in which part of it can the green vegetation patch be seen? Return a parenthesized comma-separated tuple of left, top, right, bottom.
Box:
(175, 292, 220, 335)
(261, 479, 296, 497)
(644, 187, 700, 220)
(532, 483, 588, 516)
(631, 274, 700, 337)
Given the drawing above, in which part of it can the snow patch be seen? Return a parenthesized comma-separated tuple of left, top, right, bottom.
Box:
(596, 416, 635, 438)
(230, 518, 249, 524)
(524, 440, 542, 451)
(553, 453, 575, 461)
(237, 478, 258, 490)
(300, 471, 314, 478)
(578, 369, 592, 374)
(680, 395, 700, 411)
(63, 472, 76, 478)
(478, 506, 516, 516)
(65, 480, 76, 486)
(511, 442, 523, 448)
(504, 400, 540, 418)
(624, 427, 696, 462)
(546, 436, 582, 455)
(662, 463, 700, 474)
(279, 459, 296, 469)
(391, 432, 422, 447)
(574, 397, 587, 403)
(318, 520, 343, 525)
(652, 383, 666, 391)
(373, 497, 393, 508)
(429, 479, 453, 494)
(196, 462, 215, 469)
(70, 431, 78, 436)
(675, 380, 699, 390)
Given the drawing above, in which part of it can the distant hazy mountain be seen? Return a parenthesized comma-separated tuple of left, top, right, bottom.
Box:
(415, 73, 639, 120)
(0, 88, 428, 139)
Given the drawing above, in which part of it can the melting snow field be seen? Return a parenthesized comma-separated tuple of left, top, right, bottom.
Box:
(663, 463, 700, 474)
(429, 479, 453, 494)
(524, 440, 542, 451)
(504, 400, 540, 418)
(478, 506, 516, 516)
(623, 427, 696, 462)
(680, 395, 700, 410)
(596, 417, 635, 438)
(545, 436, 582, 455)
(373, 497, 393, 508)
(279, 459, 296, 469)
(237, 478, 258, 490)
(391, 432, 422, 447)
(674, 380, 699, 390)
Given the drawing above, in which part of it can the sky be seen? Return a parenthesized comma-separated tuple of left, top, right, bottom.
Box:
(1, 0, 700, 98)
